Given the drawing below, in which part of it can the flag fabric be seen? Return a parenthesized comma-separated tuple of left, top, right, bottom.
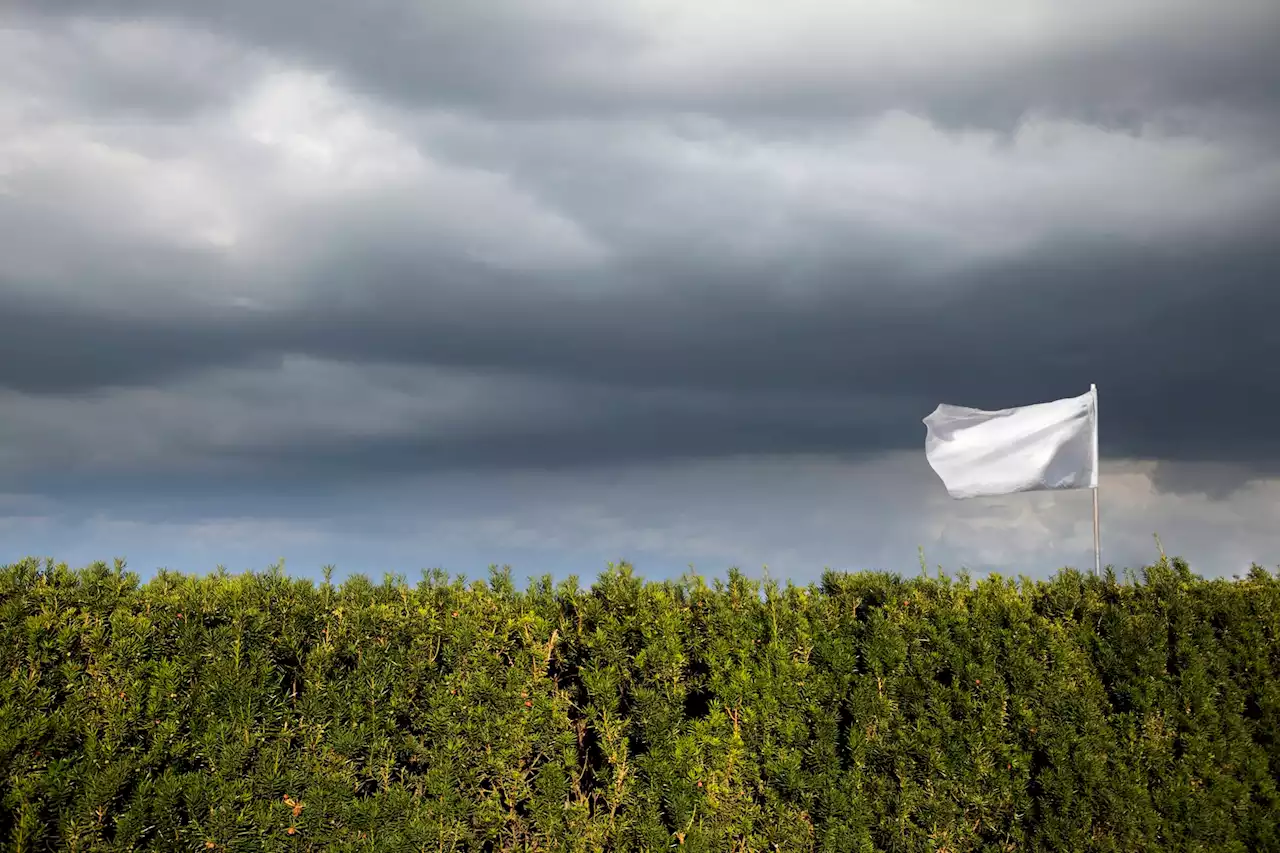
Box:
(923, 387, 1098, 499)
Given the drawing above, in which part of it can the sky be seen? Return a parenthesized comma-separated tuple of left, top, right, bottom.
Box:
(3, 1, 1280, 585)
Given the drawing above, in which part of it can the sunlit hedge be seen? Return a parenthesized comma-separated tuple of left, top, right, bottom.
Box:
(1, 556, 1277, 852)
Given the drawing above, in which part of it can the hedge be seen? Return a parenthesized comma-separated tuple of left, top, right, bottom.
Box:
(1, 556, 1278, 852)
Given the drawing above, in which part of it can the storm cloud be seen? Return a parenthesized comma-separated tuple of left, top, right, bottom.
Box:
(2, 0, 1279, 577)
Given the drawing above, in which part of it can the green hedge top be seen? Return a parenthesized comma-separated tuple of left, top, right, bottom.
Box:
(1, 557, 1278, 852)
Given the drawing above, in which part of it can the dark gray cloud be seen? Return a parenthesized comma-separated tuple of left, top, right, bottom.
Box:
(1, 0, 1279, 505)
(11, 0, 1280, 131)
(0, 291, 279, 394)
(3, 234, 1277, 478)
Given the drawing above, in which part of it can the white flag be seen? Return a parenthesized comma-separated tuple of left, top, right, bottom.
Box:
(923, 386, 1098, 499)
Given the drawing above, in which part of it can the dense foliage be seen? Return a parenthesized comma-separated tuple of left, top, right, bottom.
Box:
(1, 556, 1277, 852)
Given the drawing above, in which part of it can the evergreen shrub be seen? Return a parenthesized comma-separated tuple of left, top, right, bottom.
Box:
(1, 556, 1277, 852)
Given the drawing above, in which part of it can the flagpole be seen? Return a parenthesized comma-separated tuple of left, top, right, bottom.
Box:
(1091, 383, 1100, 576)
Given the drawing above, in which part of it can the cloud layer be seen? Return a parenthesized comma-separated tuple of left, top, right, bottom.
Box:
(2, 1, 1279, 577)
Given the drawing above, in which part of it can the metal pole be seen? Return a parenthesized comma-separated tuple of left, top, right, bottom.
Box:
(1090, 383, 1100, 576)
(1092, 486, 1101, 576)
